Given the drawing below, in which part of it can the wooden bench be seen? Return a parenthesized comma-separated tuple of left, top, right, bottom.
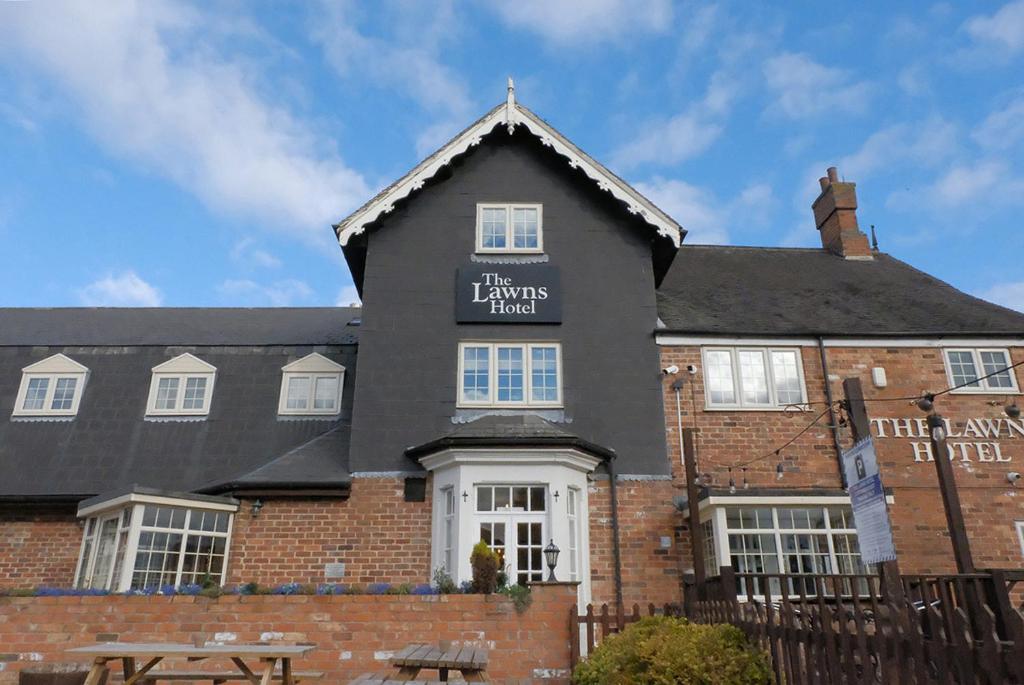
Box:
(122, 671, 323, 684)
(349, 672, 444, 684)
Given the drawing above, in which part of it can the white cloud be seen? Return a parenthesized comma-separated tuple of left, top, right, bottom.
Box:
(0, 1, 369, 238)
(977, 281, 1024, 313)
(920, 160, 1024, 208)
(634, 177, 774, 245)
(312, 1, 473, 158)
(896, 63, 931, 97)
(962, 0, 1024, 58)
(972, 96, 1024, 148)
(0, 102, 38, 133)
(611, 71, 737, 168)
(762, 52, 872, 119)
(79, 271, 163, 306)
(230, 238, 281, 270)
(219, 278, 314, 306)
(487, 0, 673, 46)
(336, 285, 361, 307)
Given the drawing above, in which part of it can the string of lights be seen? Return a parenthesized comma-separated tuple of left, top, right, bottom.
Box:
(709, 358, 1023, 490)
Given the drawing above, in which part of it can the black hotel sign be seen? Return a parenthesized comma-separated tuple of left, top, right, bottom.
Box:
(455, 264, 561, 323)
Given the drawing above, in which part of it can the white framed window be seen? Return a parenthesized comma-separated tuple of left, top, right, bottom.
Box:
(278, 353, 346, 416)
(567, 487, 580, 582)
(442, 487, 456, 573)
(703, 503, 873, 598)
(1016, 521, 1024, 560)
(943, 348, 1018, 394)
(458, 342, 562, 408)
(12, 354, 89, 418)
(476, 484, 547, 585)
(475, 203, 543, 254)
(146, 353, 216, 417)
(702, 347, 807, 410)
(75, 495, 236, 591)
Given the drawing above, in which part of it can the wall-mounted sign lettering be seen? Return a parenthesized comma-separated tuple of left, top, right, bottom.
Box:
(456, 264, 561, 323)
(870, 416, 1022, 463)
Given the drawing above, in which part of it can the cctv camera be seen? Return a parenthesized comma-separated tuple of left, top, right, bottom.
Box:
(1008, 472, 1022, 484)
(686, 364, 698, 375)
(662, 365, 680, 375)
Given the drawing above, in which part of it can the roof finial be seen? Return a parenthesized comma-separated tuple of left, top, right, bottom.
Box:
(505, 77, 516, 134)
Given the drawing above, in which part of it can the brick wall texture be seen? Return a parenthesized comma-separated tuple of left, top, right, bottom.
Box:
(0, 506, 80, 587)
(0, 584, 579, 685)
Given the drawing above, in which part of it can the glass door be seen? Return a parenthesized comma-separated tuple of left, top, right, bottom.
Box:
(475, 484, 547, 586)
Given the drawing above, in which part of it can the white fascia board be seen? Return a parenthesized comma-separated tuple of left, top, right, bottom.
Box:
(692, 493, 896, 516)
(78, 492, 239, 518)
(334, 102, 682, 248)
(417, 447, 603, 474)
(656, 334, 1024, 348)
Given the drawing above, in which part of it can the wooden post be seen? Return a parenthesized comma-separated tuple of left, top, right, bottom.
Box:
(926, 413, 975, 574)
(682, 428, 706, 593)
(842, 378, 904, 601)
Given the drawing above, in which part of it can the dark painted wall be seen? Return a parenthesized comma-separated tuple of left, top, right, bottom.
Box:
(0, 344, 356, 497)
(349, 130, 670, 474)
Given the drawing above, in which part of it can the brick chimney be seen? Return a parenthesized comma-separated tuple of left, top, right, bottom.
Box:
(811, 167, 873, 259)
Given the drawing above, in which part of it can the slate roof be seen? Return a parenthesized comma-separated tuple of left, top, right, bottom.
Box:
(405, 414, 616, 461)
(656, 246, 1024, 336)
(0, 307, 361, 346)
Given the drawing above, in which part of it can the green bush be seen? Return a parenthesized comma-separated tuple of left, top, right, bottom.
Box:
(573, 616, 772, 685)
(470, 540, 499, 594)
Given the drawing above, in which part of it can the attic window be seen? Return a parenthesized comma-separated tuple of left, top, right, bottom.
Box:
(146, 353, 217, 417)
(12, 353, 90, 418)
(278, 353, 345, 416)
(476, 204, 543, 254)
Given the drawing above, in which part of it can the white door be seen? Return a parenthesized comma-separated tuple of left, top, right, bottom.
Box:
(475, 484, 548, 585)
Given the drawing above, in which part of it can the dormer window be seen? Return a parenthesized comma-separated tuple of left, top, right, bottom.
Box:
(12, 353, 89, 418)
(146, 353, 216, 417)
(476, 204, 543, 253)
(278, 353, 345, 417)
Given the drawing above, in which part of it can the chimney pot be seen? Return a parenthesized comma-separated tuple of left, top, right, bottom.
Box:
(819, 177, 830, 191)
(827, 167, 839, 183)
(811, 166, 872, 259)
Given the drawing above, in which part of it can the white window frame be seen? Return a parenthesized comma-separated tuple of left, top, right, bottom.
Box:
(145, 353, 217, 417)
(11, 353, 89, 418)
(1016, 521, 1024, 560)
(701, 346, 808, 410)
(277, 353, 346, 416)
(943, 348, 1019, 394)
(474, 483, 548, 585)
(74, 494, 236, 592)
(566, 486, 580, 582)
(475, 203, 544, 254)
(442, 487, 456, 573)
(457, 342, 562, 408)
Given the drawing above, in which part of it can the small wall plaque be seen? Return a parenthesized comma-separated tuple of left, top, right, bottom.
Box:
(324, 562, 345, 579)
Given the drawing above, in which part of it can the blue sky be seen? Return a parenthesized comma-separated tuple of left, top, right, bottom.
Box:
(1, 1, 1023, 311)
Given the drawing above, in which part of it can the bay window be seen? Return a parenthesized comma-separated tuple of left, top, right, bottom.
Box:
(702, 347, 807, 409)
(458, 342, 562, 407)
(75, 490, 237, 592)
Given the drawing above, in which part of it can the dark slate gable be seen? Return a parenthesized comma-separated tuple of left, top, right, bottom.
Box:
(0, 309, 359, 501)
(657, 246, 1024, 336)
(0, 307, 360, 346)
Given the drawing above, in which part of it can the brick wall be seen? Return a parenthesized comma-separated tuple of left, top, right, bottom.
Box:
(660, 343, 1024, 575)
(0, 505, 80, 587)
(0, 584, 579, 685)
(227, 478, 432, 585)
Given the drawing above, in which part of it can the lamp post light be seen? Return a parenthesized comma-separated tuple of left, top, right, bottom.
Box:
(543, 540, 560, 582)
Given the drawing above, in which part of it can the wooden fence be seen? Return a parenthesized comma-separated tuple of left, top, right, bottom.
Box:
(684, 566, 1024, 684)
(568, 601, 683, 670)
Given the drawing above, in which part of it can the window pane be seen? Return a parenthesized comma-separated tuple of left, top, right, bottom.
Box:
(770, 351, 802, 405)
(980, 350, 1014, 388)
(512, 207, 539, 249)
(477, 486, 493, 512)
(530, 346, 559, 402)
(314, 376, 339, 410)
(530, 486, 545, 512)
(947, 351, 980, 388)
(182, 377, 206, 410)
(23, 377, 49, 410)
(494, 487, 511, 509)
(705, 351, 735, 405)
(512, 486, 529, 509)
(286, 376, 310, 409)
(481, 208, 507, 249)
(51, 378, 78, 410)
(738, 350, 770, 405)
(462, 347, 490, 402)
(155, 377, 179, 410)
(497, 347, 524, 402)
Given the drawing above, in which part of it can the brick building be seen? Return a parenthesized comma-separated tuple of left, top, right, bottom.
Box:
(1, 84, 1022, 608)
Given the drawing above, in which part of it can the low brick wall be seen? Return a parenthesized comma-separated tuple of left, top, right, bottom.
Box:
(0, 584, 578, 685)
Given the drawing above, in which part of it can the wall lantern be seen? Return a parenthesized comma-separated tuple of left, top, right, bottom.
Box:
(552, 490, 560, 503)
(251, 499, 264, 517)
(543, 540, 560, 582)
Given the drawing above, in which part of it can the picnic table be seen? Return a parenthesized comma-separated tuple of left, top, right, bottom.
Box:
(67, 643, 320, 685)
(350, 643, 489, 683)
